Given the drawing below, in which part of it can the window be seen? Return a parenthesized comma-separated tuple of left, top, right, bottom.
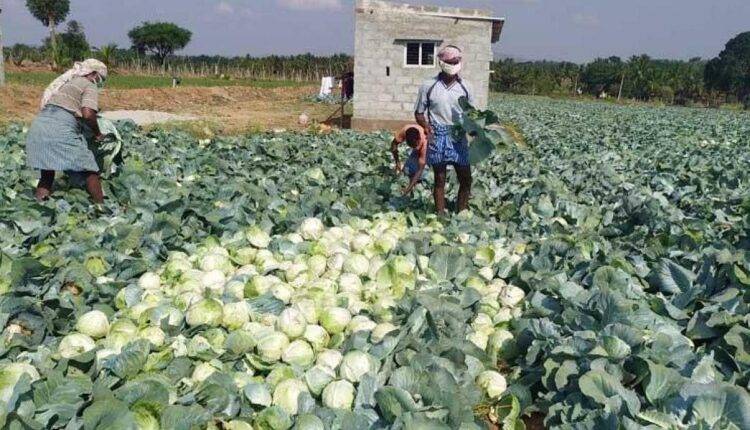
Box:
(421, 43, 435, 65)
(405, 42, 436, 67)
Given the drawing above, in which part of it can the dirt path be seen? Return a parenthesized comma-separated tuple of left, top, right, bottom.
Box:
(0, 83, 343, 134)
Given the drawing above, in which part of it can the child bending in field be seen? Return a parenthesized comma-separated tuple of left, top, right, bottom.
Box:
(390, 124, 428, 195)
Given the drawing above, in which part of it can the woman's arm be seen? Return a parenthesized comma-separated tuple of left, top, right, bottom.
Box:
(81, 107, 103, 139)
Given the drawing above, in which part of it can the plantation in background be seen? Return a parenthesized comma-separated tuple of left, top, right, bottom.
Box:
(5, 45, 352, 83)
(5, 71, 307, 90)
(1, 95, 750, 429)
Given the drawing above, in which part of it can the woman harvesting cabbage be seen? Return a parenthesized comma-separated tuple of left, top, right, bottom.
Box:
(25, 59, 108, 203)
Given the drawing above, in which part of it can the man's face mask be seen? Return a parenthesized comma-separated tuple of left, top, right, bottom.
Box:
(439, 60, 462, 76)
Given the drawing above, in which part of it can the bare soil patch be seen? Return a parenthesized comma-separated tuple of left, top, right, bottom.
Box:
(0, 83, 343, 134)
(100, 110, 198, 125)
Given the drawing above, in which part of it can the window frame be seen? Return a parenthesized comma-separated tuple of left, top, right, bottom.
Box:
(403, 41, 437, 68)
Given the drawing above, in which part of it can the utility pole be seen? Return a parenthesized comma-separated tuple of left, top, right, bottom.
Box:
(0, 0, 5, 87)
(617, 71, 625, 101)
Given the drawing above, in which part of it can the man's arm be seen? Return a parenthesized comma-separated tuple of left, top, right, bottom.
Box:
(414, 83, 433, 140)
(403, 151, 427, 195)
(81, 107, 103, 139)
(466, 81, 476, 107)
(415, 113, 432, 140)
(390, 139, 402, 173)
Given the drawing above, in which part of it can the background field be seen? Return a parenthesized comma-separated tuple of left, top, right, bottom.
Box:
(6, 71, 307, 90)
(0, 69, 346, 134)
(1, 94, 749, 428)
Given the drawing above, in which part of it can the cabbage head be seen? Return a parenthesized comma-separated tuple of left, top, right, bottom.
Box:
(322, 380, 355, 410)
(58, 333, 96, 358)
(294, 414, 325, 430)
(281, 340, 315, 367)
(476, 370, 507, 399)
(222, 302, 249, 330)
(246, 226, 271, 248)
(257, 331, 290, 362)
(316, 349, 343, 370)
(76, 310, 110, 339)
(300, 218, 325, 240)
(0, 362, 40, 404)
(192, 362, 219, 383)
(304, 365, 335, 396)
(499, 285, 525, 308)
(138, 272, 161, 290)
(319, 307, 351, 335)
(272, 378, 308, 415)
(371, 322, 398, 343)
(343, 254, 369, 276)
(302, 325, 329, 352)
(339, 350, 378, 383)
(185, 299, 224, 327)
(139, 327, 166, 347)
(277, 308, 307, 339)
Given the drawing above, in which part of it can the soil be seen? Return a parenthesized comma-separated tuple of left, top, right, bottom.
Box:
(524, 413, 546, 430)
(0, 82, 344, 134)
(483, 412, 546, 430)
(100, 110, 198, 125)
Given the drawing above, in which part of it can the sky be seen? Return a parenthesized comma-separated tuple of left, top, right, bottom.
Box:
(3, 0, 749, 63)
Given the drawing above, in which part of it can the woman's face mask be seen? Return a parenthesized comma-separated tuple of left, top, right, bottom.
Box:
(95, 74, 106, 89)
(439, 60, 462, 76)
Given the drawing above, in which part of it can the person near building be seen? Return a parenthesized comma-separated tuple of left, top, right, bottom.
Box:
(414, 45, 474, 214)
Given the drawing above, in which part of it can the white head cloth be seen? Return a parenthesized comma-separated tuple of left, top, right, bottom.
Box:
(437, 45, 463, 62)
(40, 59, 108, 109)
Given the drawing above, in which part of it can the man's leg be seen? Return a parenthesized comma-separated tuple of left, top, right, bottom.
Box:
(85, 172, 105, 204)
(455, 164, 472, 212)
(35, 170, 55, 201)
(433, 164, 447, 214)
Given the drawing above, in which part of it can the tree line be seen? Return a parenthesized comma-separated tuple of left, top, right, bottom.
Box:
(5, 41, 352, 82)
(7, 1, 750, 107)
(491, 57, 705, 104)
(7, 0, 350, 82)
(491, 32, 749, 108)
(490, 32, 750, 109)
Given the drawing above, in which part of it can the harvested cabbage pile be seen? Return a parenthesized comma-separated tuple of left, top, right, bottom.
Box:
(3, 213, 525, 429)
(7, 94, 748, 428)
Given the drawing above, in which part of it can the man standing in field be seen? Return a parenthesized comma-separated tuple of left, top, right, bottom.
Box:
(415, 45, 474, 214)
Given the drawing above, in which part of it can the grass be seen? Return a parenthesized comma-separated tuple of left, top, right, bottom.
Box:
(489, 91, 750, 113)
(6, 71, 308, 90)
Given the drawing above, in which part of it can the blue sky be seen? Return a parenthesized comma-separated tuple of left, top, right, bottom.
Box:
(4, 0, 749, 62)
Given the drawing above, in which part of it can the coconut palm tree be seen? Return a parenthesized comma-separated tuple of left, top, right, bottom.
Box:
(97, 43, 118, 70)
(25, 0, 70, 69)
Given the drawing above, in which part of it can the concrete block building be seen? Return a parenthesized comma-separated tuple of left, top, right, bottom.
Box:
(352, 0, 504, 130)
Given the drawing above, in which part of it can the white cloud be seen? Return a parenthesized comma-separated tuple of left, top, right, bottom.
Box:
(571, 13, 601, 28)
(277, 0, 343, 11)
(216, 1, 235, 14)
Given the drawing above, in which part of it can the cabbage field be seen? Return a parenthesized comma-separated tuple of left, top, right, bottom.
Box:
(1, 95, 750, 429)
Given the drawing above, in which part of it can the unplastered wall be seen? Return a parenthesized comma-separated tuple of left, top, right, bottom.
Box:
(354, 0, 493, 121)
